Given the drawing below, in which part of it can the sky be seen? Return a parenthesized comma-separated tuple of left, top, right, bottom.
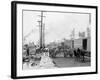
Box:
(23, 10, 90, 45)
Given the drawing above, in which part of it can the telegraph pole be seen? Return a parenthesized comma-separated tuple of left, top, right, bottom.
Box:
(37, 11, 45, 49)
(70, 28, 75, 49)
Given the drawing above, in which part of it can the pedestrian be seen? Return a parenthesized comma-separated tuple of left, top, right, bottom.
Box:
(77, 48, 81, 61)
(81, 49, 85, 62)
(26, 45, 29, 56)
(74, 49, 77, 64)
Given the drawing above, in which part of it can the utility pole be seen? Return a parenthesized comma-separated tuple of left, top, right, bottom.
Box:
(37, 11, 45, 49)
(70, 28, 75, 49)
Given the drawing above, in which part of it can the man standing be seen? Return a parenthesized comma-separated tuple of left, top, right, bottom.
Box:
(25, 45, 29, 56)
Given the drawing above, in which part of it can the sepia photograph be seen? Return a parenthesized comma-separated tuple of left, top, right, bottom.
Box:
(11, 1, 97, 79)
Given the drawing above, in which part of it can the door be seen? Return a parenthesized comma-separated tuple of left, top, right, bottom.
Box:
(83, 39, 87, 50)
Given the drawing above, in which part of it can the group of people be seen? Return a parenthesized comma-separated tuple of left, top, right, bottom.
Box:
(24, 44, 87, 65)
(73, 48, 86, 62)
